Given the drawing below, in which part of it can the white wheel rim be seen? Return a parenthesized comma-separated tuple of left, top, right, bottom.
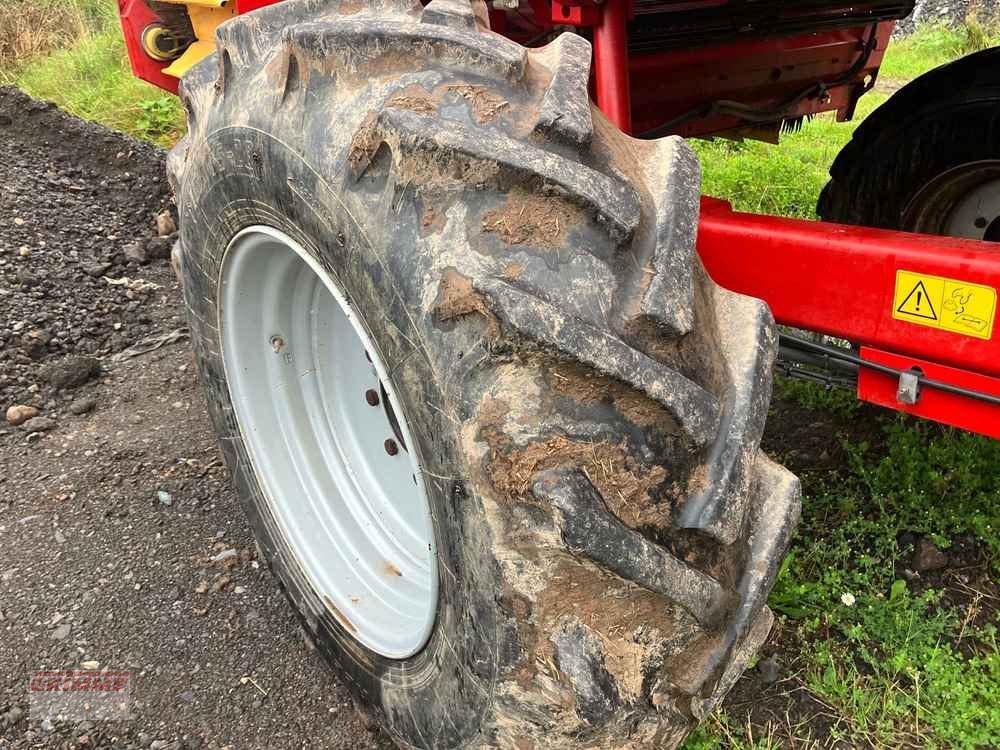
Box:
(945, 176, 1000, 241)
(903, 160, 1000, 241)
(219, 225, 437, 659)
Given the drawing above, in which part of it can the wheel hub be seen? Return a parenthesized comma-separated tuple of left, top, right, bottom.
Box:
(902, 160, 1000, 241)
(218, 226, 437, 659)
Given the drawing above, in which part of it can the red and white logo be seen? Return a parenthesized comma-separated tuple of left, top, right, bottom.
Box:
(29, 670, 131, 722)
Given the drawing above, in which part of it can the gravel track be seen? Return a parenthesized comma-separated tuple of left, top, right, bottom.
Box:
(0, 88, 383, 750)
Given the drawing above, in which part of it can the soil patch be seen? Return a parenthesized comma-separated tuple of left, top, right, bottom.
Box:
(481, 190, 579, 247)
(0, 89, 387, 750)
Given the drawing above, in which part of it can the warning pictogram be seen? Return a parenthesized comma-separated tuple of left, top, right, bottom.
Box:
(892, 270, 997, 340)
(895, 280, 938, 321)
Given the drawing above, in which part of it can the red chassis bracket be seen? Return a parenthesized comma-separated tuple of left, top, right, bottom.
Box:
(510, 1, 891, 137)
(117, 0, 179, 94)
(857, 348, 1000, 438)
(697, 197, 1000, 439)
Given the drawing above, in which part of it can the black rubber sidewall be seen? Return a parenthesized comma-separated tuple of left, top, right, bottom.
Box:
(822, 90, 1000, 229)
(177, 125, 499, 747)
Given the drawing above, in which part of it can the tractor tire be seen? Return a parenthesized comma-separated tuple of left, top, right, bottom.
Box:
(819, 48, 1000, 237)
(167, 1, 799, 747)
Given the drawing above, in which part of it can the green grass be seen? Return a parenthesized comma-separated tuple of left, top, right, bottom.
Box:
(2, 0, 184, 146)
(684, 715, 788, 749)
(13, 29, 184, 146)
(775, 377, 866, 418)
(768, 415, 1000, 748)
(880, 21, 1000, 80)
(687, 395, 1000, 748)
(691, 94, 885, 219)
(73, 0, 119, 30)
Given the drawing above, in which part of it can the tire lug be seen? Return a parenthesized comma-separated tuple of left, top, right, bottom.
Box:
(365, 389, 380, 406)
(384, 439, 399, 456)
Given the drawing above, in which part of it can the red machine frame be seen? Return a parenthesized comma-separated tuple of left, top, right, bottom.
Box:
(117, 0, 1000, 439)
(698, 198, 1000, 439)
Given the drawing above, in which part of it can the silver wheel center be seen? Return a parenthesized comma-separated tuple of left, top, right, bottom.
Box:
(903, 160, 1000, 241)
(219, 226, 437, 659)
(944, 177, 1000, 241)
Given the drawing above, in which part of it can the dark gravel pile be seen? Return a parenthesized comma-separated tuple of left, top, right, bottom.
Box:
(896, 0, 981, 35)
(0, 87, 180, 434)
(0, 89, 383, 749)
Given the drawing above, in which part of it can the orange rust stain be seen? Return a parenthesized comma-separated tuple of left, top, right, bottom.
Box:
(323, 595, 357, 634)
(383, 562, 403, 577)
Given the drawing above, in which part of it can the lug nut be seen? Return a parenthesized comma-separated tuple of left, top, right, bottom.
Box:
(365, 389, 380, 406)
(384, 439, 399, 456)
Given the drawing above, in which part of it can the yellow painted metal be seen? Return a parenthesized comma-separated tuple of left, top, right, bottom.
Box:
(163, 40, 216, 77)
(161, 3, 235, 78)
(158, 0, 231, 8)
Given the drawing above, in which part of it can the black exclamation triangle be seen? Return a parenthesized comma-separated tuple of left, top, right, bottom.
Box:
(897, 280, 938, 320)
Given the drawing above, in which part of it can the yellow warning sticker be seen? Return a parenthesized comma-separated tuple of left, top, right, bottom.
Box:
(892, 270, 997, 340)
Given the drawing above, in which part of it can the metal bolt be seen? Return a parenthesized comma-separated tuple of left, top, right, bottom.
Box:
(384, 439, 399, 456)
(270, 335, 285, 353)
(365, 389, 380, 406)
(896, 371, 920, 405)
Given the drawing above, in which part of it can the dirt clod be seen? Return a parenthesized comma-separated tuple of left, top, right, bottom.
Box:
(501, 262, 524, 280)
(912, 537, 949, 572)
(347, 113, 380, 175)
(387, 93, 437, 116)
(448, 84, 509, 123)
(534, 560, 697, 703)
(67, 396, 97, 415)
(482, 191, 579, 247)
(546, 361, 676, 430)
(5, 404, 38, 426)
(21, 416, 56, 432)
(39, 355, 101, 391)
(155, 209, 176, 237)
(434, 268, 501, 340)
(485, 434, 672, 529)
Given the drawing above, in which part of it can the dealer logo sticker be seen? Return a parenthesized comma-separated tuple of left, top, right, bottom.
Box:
(892, 270, 997, 340)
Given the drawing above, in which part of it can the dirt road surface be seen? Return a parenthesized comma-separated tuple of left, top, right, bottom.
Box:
(0, 87, 383, 750)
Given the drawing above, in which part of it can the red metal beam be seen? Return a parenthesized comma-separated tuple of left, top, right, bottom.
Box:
(857, 347, 1000, 439)
(628, 22, 892, 137)
(697, 197, 1000, 438)
(698, 197, 1000, 377)
(592, 0, 633, 133)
